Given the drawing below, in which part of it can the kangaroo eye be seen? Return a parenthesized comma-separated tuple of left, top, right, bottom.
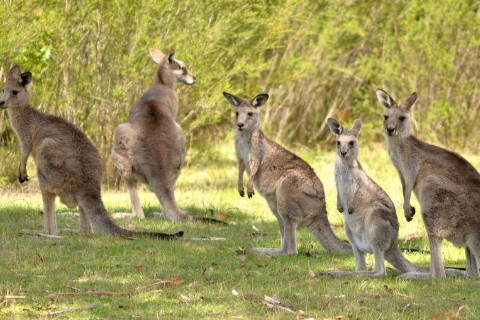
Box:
(349, 141, 355, 146)
(235, 112, 239, 116)
(12, 90, 18, 95)
(384, 115, 389, 120)
(247, 112, 254, 116)
(399, 116, 406, 121)
(336, 141, 340, 146)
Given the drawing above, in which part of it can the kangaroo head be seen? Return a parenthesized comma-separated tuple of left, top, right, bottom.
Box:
(376, 89, 417, 138)
(223, 92, 269, 132)
(0, 65, 32, 110)
(327, 118, 362, 161)
(149, 48, 196, 85)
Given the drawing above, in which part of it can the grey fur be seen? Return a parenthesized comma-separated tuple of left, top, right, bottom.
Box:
(376, 89, 480, 278)
(0, 65, 182, 239)
(111, 49, 196, 222)
(223, 92, 352, 256)
(327, 118, 423, 276)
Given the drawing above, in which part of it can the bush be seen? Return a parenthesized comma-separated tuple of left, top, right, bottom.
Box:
(1, 0, 479, 187)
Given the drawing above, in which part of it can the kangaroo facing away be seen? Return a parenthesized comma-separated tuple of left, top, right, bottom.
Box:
(0, 65, 183, 239)
(112, 48, 202, 222)
(376, 89, 480, 278)
(327, 118, 424, 276)
(223, 92, 352, 256)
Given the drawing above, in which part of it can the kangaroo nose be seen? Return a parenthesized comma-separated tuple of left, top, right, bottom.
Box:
(0, 101, 5, 109)
(237, 123, 244, 129)
(341, 151, 347, 157)
(386, 127, 395, 134)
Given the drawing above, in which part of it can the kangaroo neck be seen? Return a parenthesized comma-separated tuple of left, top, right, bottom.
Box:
(386, 133, 412, 153)
(335, 156, 359, 169)
(236, 127, 262, 145)
(6, 106, 35, 138)
(154, 61, 176, 88)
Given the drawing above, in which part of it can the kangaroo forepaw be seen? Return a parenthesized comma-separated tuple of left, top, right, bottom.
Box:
(247, 190, 255, 198)
(404, 205, 415, 222)
(337, 206, 344, 213)
(239, 189, 245, 197)
(18, 175, 29, 183)
(348, 207, 354, 214)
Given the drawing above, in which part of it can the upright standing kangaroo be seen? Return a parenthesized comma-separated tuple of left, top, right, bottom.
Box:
(0, 65, 182, 238)
(376, 89, 480, 278)
(327, 118, 423, 276)
(223, 92, 351, 256)
(112, 49, 197, 222)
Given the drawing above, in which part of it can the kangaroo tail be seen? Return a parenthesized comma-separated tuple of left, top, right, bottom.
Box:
(308, 218, 352, 253)
(385, 246, 428, 273)
(79, 194, 183, 239)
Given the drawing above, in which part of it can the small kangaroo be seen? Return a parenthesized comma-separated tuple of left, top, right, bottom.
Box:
(327, 118, 422, 276)
(0, 65, 182, 239)
(112, 48, 198, 222)
(376, 89, 480, 278)
(223, 92, 352, 256)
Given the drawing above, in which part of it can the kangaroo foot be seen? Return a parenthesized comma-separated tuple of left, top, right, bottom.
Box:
(397, 271, 434, 279)
(152, 210, 190, 222)
(237, 247, 297, 256)
(326, 270, 386, 277)
(112, 212, 139, 219)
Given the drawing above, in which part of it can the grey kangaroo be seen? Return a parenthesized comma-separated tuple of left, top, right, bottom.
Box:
(223, 92, 351, 256)
(376, 89, 480, 278)
(0, 65, 182, 239)
(112, 48, 198, 222)
(327, 118, 423, 276)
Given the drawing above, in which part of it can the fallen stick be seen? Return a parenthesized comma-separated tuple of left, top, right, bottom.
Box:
(21, 230, 63, 239)
(49, 291, 129, 298)
(48, 303, 98, 316)
(2, 295, 27, 300)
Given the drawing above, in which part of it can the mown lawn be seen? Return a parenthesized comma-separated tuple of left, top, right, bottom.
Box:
(0, 141, 479, 319)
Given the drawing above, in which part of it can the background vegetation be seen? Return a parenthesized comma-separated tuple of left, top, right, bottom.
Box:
(1, 0, 479, 187)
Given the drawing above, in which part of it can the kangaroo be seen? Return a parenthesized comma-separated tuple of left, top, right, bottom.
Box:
(112, 48, 199, 222)
(327, 118, 423, 276)
(223, 92, 352, 256)
(0, 65, 183, 239)
(376, 89, 480, 278)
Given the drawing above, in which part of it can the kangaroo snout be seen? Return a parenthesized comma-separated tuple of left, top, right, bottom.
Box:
(0, 100, 5, 109)
(186, 75, 196, 85)
(237, 123, 245, 130)
(340, 151, 348, 157)
(386, 127, 395, 135)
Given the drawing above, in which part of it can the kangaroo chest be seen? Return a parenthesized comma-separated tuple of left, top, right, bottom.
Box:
(337, 167, 372, 253)
(235, 137, 253, 176)
(335, 162, 362, 213)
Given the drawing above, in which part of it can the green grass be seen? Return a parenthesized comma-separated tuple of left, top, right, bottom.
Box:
(0, 141, 479, 319)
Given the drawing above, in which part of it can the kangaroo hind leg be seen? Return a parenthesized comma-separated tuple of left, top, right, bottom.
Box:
(41, 191, 57, 235)
(466, 235, 480, 277)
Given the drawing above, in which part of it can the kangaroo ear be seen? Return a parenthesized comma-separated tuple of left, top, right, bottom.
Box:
(327, 118, 343, 136)
(223, 92, 243, 107)
(350, 119, 362, 137)
(8, 65, 21, 80)
(401, 92, 417, 111)
(149, 48, 165, 64)
(19, 72, 32, 86)
(376, 89, 396, 109)
(251, 94, 269, 108)
(167, 49, 176, 64)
